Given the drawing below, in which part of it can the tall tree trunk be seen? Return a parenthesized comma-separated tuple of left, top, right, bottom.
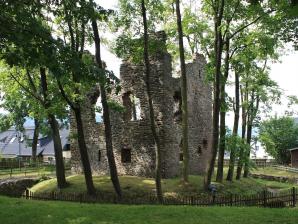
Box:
(48, 114, 67, 189)
(90, 9, 122, 199)
(243, 95, 259, 178)
(73, 107, 96, 195)
(243, 114, 252, 178)
(226, 71, 240, 181)
(54, 2, 95, 193)
(205, 18, 224, 189)
(216, 37, 230, 182)
(236, 84, 248, 180)
(31, 119, 40, 163)
(175, 0, 189, 182)
(216, 87, 226, 182)
(141, 0, 163, 203)
(39, 67, 67, 189)
(205, 0, 225, 188)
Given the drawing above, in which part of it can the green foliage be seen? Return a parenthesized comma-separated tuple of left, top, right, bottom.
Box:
(112, 0, 166, 63)
(225, 131, 250, 161)
(107, 99, 126, 113)
(259, 116, 298, 164)
(0, 113, 12, 132)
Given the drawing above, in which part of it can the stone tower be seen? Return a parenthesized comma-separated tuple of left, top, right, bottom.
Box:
(70, 32, 212, 178)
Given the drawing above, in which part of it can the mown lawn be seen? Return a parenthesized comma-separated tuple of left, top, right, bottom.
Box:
(0, 166, 55, 179)
(252, 167, 298, 179)
(30, 174, 296, 197)
(0, 196, 297, 224)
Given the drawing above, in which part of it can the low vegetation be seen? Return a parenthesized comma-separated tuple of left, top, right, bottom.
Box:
(252, 167, 298, 179)
(0, 196, 298, 224)
(30, 174, 296, 197)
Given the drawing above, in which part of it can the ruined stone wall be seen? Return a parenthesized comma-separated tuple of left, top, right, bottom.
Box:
(109, 45, 180, 178)
(70, 33, 212, 178)
(70, 88, 109, 175)
(185, 54, 212, 175)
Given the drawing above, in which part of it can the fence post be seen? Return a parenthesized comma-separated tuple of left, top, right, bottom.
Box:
(230, 194, 233, 206)
(25, 189, 29, 199)
(80, 193, 83, 203)
(263, 190, 267, 207)
(212, 193, 216, 205)
(10, 161, 12, 177)
(292, 187, 296, 207)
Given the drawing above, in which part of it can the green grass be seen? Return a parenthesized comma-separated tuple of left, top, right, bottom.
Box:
(0, 166, 56, 178)
(0, 196, 297, 224)
(30, 174, 296, 197)
(252, 167, 298, 179)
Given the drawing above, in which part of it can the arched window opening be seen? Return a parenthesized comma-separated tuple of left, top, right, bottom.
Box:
(122, 92, 141, 121)
(173, 90, 182, 122)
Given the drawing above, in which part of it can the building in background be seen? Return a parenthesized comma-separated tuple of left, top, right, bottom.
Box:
(0, 127, 70, 163)
(289, 148, 298, 168)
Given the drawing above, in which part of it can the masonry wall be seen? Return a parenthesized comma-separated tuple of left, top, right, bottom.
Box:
(70, 33, 212, 178)
(70, 88, 109, 175)
(185, 54, 212, 174)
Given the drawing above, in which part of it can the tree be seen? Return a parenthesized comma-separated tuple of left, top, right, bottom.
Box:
(113, 0, 165, 203)
(204, 0, 225, 189)
(0, 64, 68, 188)
(259, 116, 298, 165)
(0, 0, 69, 187)
(0, 114, 11, 132)
(89, 0, 122, 199)
(141, 0, 163, 203)
(236, 60, 281, 178)
(175, 0, 189, 183)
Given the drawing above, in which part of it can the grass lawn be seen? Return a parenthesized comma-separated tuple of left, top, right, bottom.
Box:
(0, 166, 56, 179)
(30, 174, 297, 197)
(0, 196, 297, 224)
(252, 167, 298, 179)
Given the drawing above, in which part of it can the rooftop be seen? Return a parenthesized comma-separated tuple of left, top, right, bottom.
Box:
(0, 127, 69, 158)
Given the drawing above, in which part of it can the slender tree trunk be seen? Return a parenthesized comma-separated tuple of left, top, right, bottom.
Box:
(243, 115, 252, 178)
(39, 67, 67, 189)
(205, 18, 224, 189)
(48, 114, 67, 189)
(236, 85, 248, 180)
(73, 107, 96, 195)
(90, 10, 122, 199)
(99, 86, 122, 198)
(226, 71, 240, 181)
(175, 0, 189, 182)
(31, 119, 40, 163)
(216, 37, 230, 182)
(243, 95, 259, 178)
(57, 2, 96, 195)
(205, 1, 225, 188)
(141, 0, 163, 203)
(216, 87, 226, 182)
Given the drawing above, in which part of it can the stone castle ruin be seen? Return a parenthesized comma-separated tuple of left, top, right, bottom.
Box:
(70, 32, 212, 178)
